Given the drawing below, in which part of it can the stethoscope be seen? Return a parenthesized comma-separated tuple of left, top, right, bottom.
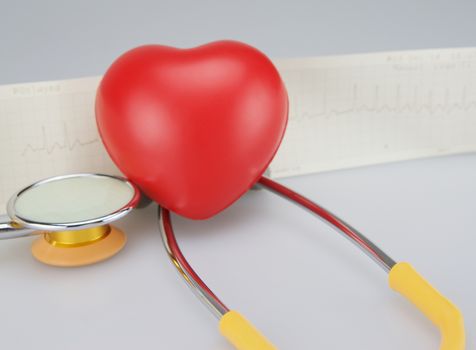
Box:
(0, 172, 465, 349)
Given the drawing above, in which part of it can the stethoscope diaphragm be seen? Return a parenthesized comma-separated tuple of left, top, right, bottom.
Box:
(0, 173, 140, 266)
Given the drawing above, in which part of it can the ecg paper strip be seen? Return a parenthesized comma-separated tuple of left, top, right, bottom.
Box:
(271, 48, 476, 177)
(0, 76, 118, 206)
(1, 48, 476, 205)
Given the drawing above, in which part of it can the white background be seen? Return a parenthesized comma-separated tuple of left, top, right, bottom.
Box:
(0, 1, 475, 349)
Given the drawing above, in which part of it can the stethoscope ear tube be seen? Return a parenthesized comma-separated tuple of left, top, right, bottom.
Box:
(159, 177, 465, 350)
(159, 207, 276, 350)
(389, 263, 465, 350)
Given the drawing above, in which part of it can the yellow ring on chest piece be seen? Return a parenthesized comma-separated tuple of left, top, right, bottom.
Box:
(31, 225, 126, 267)
(45, 225, 111, 247)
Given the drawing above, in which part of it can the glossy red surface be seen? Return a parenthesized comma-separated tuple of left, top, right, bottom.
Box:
(96, 41, 288, 219)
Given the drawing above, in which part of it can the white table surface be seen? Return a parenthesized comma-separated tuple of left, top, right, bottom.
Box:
(0, 154, 474, 349)
(0, 1, 475, 349)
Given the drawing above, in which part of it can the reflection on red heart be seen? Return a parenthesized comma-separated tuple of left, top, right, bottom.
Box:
(96, 41, 288, 219)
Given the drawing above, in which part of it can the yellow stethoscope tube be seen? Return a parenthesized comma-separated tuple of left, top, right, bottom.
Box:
(159, 177, 465, 350)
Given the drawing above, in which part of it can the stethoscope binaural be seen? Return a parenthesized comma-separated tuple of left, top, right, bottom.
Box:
(159, 176, 466, 350)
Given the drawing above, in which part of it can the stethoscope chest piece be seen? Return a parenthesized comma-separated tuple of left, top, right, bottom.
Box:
(1, 173, 140, 267)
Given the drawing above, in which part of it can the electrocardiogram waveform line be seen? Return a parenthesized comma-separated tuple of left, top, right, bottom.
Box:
(292, 85, 476, 120)
(21, 122, 99, 156)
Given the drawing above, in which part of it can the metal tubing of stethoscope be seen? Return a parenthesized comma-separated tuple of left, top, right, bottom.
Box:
(158, 176, 396, 322)
(158, 207, 229, 318)
(0, 215, 37, 240)
(257, 177, 396, 272)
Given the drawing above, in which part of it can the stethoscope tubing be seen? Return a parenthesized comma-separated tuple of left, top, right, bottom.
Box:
(160, 208, 229, 318)
(258, 177, 396, 271)
(158, 176, 465, 350)
(158, 176, 396, 319)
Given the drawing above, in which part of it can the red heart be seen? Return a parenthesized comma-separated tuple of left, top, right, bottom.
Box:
(96, 41, 288, 219)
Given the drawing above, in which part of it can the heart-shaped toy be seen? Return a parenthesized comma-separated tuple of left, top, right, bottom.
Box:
(96, 41, 288, 219)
